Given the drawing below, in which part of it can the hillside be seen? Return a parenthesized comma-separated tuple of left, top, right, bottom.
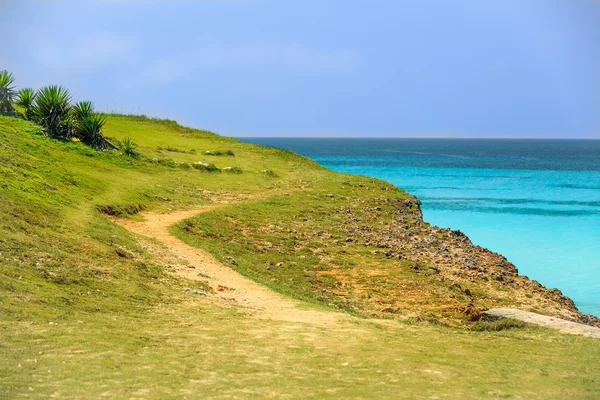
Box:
(1, 114, 599, 398)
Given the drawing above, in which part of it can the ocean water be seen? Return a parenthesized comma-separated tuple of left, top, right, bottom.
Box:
(243, 138, 600, 317)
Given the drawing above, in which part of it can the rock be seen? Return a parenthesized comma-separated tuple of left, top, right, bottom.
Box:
(115, 248, 134, 259)
(184, 287, 207, 296)
(223, 256, 238, 266)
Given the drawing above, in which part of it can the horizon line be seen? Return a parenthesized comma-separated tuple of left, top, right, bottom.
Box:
(231, 136, 600, 140)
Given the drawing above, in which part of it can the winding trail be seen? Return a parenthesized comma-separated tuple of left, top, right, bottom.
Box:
(115, 206, 600, 337)
(115, 206, 346, 327)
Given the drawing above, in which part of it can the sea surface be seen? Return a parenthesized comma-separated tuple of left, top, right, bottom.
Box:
(242, 138, 600, 317)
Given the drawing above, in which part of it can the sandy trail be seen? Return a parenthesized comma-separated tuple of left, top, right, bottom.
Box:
(115, 206, 345, 326)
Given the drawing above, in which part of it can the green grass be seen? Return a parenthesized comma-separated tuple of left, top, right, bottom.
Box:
(1, 114, 599, 399)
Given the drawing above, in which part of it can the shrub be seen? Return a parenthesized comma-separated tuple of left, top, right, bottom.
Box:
(193, 162, 220, 172)
(15, 88, 37, 120)
(76, 113, 109, 149)
(120, 137, 138, 157)
(261, 169, 278, 177)
(0, 70, 17, 116)
(157, 146, 195, 154)
(205, 150, 235, 156)
(72, 101, 94, 122)
(30, 85, 73, 138)
(224, 166, 243, 174)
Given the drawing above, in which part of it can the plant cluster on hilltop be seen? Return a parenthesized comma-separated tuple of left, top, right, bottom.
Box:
(2, 70, 119, 150)
(0, 70, 19, 116)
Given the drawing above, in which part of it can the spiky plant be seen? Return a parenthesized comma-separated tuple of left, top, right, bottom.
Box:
(77, 113, 109, 149)
(120, 136, 138, 157)
(71, 101, 94, 123)
(31, 85, 73, 138)
(16, 88, 37, 120)
(0, 70, 17, 116)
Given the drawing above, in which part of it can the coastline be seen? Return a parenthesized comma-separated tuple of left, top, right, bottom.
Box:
(240, 137, 600, 321)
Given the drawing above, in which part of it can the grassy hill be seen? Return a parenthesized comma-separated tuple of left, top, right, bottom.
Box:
(1, 114, 599, 399)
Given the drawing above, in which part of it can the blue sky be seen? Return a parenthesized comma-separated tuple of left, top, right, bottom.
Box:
(1, 0, 599, 138)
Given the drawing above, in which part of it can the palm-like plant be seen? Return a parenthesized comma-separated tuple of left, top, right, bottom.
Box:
(77, 113, 109, 149)
(16, 88, 37, 120)
(72, 101, 94, 122)
(120, 136, 138, 157)
(31, 85, 73, 138)
(0, 70, 17, 116)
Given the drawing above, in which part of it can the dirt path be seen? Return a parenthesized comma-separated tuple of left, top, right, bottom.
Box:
(483, 308, 600, 338)
(115, 206, 346, 326)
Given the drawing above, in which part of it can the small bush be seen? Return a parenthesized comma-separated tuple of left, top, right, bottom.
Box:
(261, 169, 278, 177)
(205, 150, 235, 156)
(224, 166, 243, 174)
(193, 162, 220, 172)
(470, 318, 526, 332)
(15, 88, 37, 120)
(0, 70, 18, 116)
(31, 85, 73, 138)
(120, 137, 138, 157)
(157, 146, 196, 154)
(97, 203, 146, 217)
(151, 158, 176, 168)
(176, 161, 192, 169)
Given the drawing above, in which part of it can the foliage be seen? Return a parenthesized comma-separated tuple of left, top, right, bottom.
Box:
(205, 149, 235, 156)
(15, 88, 37, 120)
(30, 85, 73, 138)
(0, 70, 17, 116)
(77, 113, 109, 149)
(72, 100, 94, 122)
(224, 166, 243, 174)
(120, 136, 138, 157)
(1, 115, 598, 399)
(192, 161, 220, 172)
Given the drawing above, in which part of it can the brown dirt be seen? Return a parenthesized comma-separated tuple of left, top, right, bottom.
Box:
(114, 206, 347, 327)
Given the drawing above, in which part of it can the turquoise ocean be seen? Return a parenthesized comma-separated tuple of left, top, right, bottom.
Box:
(243, 138, 600, 317)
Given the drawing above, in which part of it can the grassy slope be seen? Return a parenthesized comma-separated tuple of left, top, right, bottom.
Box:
(0, 115, 599, 399)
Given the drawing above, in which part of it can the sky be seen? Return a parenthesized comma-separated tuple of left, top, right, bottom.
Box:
(1, 0, 599, 138)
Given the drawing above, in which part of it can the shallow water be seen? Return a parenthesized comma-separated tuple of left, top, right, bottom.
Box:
(243, 138, 600, 316)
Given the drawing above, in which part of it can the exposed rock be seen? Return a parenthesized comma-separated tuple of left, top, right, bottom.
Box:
(223, 256, 238, 266)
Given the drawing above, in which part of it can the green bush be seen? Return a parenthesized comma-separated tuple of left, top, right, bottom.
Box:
(192, 162, 220, 172)
(30, 85, 73, 138)
(15, 88, 37, 120)
(77, 114, 109, 149)
(120, 137, 138, 157)
(205, 149, 235, 156)
(224, 166, 243, 174)
(261, 169, 278, 177)
(0, 70, 18, 116)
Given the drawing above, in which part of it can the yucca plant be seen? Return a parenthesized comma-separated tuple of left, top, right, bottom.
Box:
(120, 136, 138, 157)
(0, 70, 17, 116)
(16, 88, 37, 120)
(77, 113, 109, 149)
(31, 85, 73, 138)
(71, 101, 94, 122)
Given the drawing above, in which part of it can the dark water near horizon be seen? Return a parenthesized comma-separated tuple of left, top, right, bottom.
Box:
(242, 138, 600, 316)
